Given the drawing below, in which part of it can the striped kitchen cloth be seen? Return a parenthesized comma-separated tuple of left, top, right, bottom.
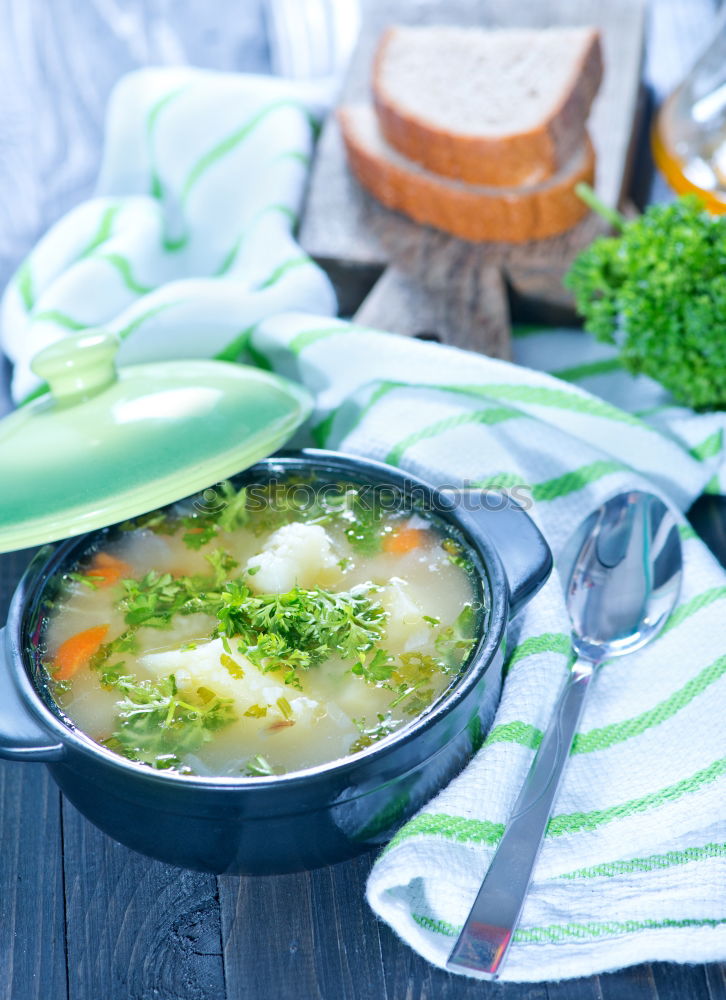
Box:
(247, 311, 726, 982)
(0, 68, 336, 403)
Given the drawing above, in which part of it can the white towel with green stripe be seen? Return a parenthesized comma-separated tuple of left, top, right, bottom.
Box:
(247, 311, 726, 982)
(0, 67, 336, 403)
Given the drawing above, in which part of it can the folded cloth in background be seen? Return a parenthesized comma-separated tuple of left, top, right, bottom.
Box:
(243, 311, 726, 982)
(0, 68, 337, 403)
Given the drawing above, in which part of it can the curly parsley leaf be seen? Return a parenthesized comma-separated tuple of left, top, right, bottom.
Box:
(243, 753, 275, 776)
(565, 190, 726, 410)
(106, 674, 236, 770)
(117, 550, 239, 629)
(349, 712, 399, 753)
(216, 581, 387, 686)
(182, 483, 249, 549)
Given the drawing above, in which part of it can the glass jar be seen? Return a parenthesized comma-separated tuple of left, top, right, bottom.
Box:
(652, 8, 726, 213)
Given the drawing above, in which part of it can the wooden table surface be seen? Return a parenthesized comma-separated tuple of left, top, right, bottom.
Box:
(0, 2, 725, 998)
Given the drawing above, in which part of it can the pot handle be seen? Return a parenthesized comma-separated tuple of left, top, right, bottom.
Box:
(457, 499, 553, 619)
(0, 628, 65, 761)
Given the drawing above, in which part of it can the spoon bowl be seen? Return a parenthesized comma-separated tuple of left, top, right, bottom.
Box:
(563, 490, 683, 661)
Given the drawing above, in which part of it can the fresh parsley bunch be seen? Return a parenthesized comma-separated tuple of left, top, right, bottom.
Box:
(565, 189, 726, 410)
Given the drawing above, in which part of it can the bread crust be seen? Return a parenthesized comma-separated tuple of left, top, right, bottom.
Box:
(339, 105, 595, 244)
(372, 26, 603, 188)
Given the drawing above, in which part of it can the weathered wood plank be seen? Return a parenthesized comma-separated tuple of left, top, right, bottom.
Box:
(354, 263, 511, 357)
(705, 960, 726, 1000)
(219, 870, 323, 1000)
(0, 550, 68, 1000)
(595, 965, 659, 1000)
(218, 853, 389, 1000)
(650, 963, 714, 1000)
(0, 765, 67, 1000)
(62, 799, 226, 1000)
(376, 912, 552, 1000)
(307, 854, 390, 1000)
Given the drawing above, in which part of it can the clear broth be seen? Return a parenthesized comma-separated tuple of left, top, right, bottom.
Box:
(43, 475, 479, 777)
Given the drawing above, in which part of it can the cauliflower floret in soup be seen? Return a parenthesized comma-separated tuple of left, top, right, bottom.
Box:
(380, 578, 430, 652)
(140, 638, 321, 724)
(246, 522, 341, 593)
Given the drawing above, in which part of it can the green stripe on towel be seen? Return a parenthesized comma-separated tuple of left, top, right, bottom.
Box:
(484, 721, 542, 750)
(690, 429, 724, 462)
(32, 310, 88, 330)
(561, 843, 726, 879)
(505, 633, 572, 671)
(572, 654, 726, 754)
(98, 253, 154, 295)
(115, 300, 182, 340)
(256, 255, 310, 290)
(487, 648, 726, 757)
(446, 383, 645, 427)
(549, 359, 623, 382)
(412, 913, 726, 943)
(80, 203, 121, 258)
(16, 258, 34, 310)
(475, 461, 627, 504)
(288, 326, 351, 355)
(387, 756, 726, 851)
(531, 460, 626, 502)
(662, 587, 726, 635)
(386, 407, 522, 466)
(182, 99, 307, 201)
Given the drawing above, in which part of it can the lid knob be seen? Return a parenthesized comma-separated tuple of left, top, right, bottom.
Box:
(30, 331, 119, 405)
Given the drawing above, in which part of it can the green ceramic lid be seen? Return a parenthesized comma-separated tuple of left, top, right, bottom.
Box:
(0, 331, 313, 552)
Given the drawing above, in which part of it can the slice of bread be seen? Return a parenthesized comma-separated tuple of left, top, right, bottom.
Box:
(339, 103, 595, 243)
(373, 25, 603, 187)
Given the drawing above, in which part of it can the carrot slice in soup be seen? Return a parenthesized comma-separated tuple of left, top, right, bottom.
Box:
(383, 527, 427, 555)
(85, 552, 130, 588)
(53, 625, 109, 680)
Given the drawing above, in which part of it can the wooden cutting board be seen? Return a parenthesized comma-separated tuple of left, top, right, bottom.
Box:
(299, 0, 646, 358)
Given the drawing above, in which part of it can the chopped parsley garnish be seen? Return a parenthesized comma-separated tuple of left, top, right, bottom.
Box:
(220, 653, 245, 679)
(351, 647, 395, 683)
(442, 537, 474, 573)
(88, 629, 138, 685)
(243, 704, 267, 718)
(118, 510, 175, 534)
(216, 581, 387, 686)
(65, 571, 101, 590)
(434, 604, 477, 669)
(116, 550, 239, 629)
(349, 712, 399, 753)
(244, 753, 275, 777)
(339, 489, 387, 555)
(105, 674, 236, 770)
(181, 483, 250, 549)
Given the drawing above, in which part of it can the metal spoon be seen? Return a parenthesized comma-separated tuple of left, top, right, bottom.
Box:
(448, 490, 683, 980)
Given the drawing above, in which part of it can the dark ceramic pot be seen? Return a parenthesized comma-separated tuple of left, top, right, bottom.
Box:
(0, 450, 551, 874)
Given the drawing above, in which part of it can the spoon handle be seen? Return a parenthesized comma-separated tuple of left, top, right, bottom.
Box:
(448, 657, 596, 980)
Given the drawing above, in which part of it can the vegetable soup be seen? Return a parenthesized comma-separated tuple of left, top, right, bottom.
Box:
(43, 475, 479, 777)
